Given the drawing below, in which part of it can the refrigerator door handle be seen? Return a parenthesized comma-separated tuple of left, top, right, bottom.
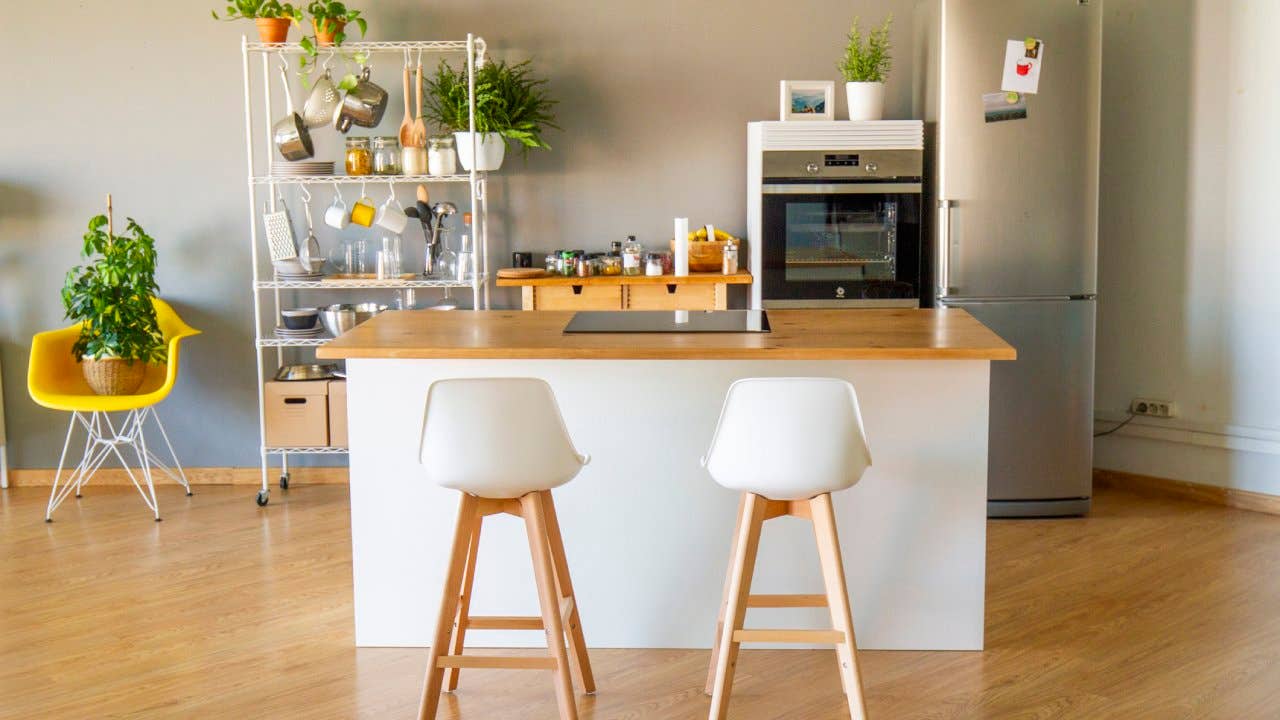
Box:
(936, 199, 954, 299)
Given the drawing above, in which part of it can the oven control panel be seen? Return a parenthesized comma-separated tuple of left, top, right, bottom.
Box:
(763, 149, 922, 180)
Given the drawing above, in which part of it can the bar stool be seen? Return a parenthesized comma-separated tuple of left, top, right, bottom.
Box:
(417, 378, 595, 720)
(703, 378, 873, 720)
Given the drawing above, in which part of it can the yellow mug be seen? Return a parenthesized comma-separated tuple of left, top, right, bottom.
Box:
(350, 196, 376, 227)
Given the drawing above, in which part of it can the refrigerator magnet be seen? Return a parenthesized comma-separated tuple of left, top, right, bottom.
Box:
(1001, 38, 1044, 94)
(983, 91, 1027, 123)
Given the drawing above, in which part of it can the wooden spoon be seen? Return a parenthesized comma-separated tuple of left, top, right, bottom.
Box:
(411, 57, 428, 148)
(398, 64, 414, 147)
(416, 184, 430, 206)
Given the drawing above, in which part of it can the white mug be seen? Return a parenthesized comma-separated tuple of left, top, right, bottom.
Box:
(374, 194, 409, 234)
(324, 194, 349, 230)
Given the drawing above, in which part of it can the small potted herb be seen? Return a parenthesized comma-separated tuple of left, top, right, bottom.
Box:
(61, 198, 166, 396)
(838, 15, 893, 121)
(304, 1, 366, 49)
(212, 0, 302, 44)
(425, 59, 559, 172)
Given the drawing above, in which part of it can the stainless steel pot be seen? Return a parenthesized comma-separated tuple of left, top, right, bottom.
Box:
(320, 302, 387, 337)
(333, 66, 389, 133)
(273, 64, 314, 160)
(301, 68, 342, 129)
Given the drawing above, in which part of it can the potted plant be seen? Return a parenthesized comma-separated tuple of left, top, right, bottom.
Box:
(61, 198, 166, 396)
(838, 15, 893, 121)
(425, 59, 559, 172)
(212, 0, 302, 44)
(303, 0, 366, 49)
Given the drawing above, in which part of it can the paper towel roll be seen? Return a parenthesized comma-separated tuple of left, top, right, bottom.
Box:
(674, 217, 689, 276)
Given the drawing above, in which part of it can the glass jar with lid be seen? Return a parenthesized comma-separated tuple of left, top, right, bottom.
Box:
(372, 136, 401, 175)
(344, 137, 372, 176)
(428, 136, 458, 176)
(600, 255, 622, 276)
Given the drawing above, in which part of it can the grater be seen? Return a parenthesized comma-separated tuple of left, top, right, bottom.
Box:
(262, 194, 298, 262)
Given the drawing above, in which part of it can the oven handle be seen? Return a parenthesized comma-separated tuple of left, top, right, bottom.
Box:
(762, 182, 923, 195)
(936, 199, 954, 300)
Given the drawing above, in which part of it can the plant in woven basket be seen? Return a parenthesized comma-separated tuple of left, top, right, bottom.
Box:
(61, 198, 165, 395)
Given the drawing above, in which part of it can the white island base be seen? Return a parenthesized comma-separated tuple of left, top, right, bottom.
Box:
(345, 357, 990, 651)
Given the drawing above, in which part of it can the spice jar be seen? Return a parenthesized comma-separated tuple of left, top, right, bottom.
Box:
(559, 250, 577, 277)
(372, 136, 401, 175)
(576, 255, 595, 277)
(722, 241, 739, 275)
(401, 145, 427, 176)
(428, 136, 458, 176)
(600, 255, 622, 276)
(545, 252, 559, 272)
(344, 137, 372, 176)
(645, 252, 665, 277)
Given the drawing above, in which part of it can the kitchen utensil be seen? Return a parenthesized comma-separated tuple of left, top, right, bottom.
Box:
(430, 289, 458, 310)
(272, 63, 314, 160)
(301, 68, 342, 129)
(398, 57, 414, 147)
(297, 186, 322, 270)
(374, 191, 409, 234)
(319, 302, 387, 337)
(351, 191, 376, 227)
(324, 188, 349, 229)
(416, 184, 430, 206)
(333, 66, 389, 133)
(262, 194, 298, 262)
(274, 363, 340, 382)
(497, 267, 547, 279)
(280, 307, 320, 330)
(411, 52, 428, 148)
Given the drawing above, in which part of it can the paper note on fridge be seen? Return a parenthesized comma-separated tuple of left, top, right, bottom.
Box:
(1001, 38, 1044, 94)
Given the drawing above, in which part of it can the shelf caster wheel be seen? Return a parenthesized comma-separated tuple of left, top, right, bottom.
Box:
(279, 473, 290, 490)
(256, 490, 270, 507)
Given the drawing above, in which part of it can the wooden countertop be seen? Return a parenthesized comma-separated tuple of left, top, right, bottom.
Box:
(317, 309, 1016, 361)
(495, 270, 753, 287)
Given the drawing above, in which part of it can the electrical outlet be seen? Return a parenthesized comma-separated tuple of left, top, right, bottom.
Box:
(1130, 398, 1176, 418)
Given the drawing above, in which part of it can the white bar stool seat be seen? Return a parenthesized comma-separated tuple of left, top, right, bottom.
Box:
(417, 378, 594, 720)
(703, 377, 873, 720)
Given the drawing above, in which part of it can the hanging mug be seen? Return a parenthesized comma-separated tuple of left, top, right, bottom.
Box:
(374, 193, 409, 234)
(350, 194, 377, 227)
(324, 192, 349, 229)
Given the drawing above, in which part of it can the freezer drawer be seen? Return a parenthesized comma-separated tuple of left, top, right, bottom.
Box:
(944, 298, 1095, 516)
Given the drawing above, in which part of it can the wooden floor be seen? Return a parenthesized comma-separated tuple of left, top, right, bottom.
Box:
(3, 484, 1280, 719)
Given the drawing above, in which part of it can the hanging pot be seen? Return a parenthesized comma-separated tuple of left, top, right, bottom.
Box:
(273, 64, 314, 160)
(333, 66, 388, 133)
(453, 132, 506, 172)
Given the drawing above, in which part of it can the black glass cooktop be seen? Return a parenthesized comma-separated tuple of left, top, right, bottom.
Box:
(563, 310, 771, 334)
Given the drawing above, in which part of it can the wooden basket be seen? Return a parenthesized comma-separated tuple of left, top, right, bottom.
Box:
(671, 239, 729, 273)
(82, 357, 147, 396)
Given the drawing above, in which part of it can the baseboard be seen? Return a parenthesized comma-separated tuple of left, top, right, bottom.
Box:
(6, 466, 349, 487)
(1093, 468, 1280, 516)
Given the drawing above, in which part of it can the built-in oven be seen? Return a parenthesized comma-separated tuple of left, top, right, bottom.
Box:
(759, 149, 923, 307)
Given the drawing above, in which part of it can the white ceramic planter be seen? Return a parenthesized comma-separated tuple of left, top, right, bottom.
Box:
(846, 81, 885, 121)
(454, 132, 506, 172)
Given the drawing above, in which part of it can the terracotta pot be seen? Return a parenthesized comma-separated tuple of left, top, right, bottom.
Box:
(313, 19, 347, 47)
(255, 17, 292, 44)
(82, 357, 147, 396)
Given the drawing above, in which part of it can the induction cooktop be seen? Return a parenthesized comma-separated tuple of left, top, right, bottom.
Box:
(563, 310, 771, 334)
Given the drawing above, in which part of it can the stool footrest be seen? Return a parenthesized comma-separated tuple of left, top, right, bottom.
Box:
(733, 628, 846, 644)
(436, 654, 558, 670)
(746, 594, 828, 608)
(466, 615, 544, 630)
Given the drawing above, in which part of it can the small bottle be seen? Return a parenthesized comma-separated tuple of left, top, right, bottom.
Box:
(722, 240, 739, 275)
(645, 252, 664, 277)
(609, 240, 622, 256)
(622, 235, 643, 276)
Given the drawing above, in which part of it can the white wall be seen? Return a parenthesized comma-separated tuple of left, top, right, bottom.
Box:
(1094, 0, 1280, 493)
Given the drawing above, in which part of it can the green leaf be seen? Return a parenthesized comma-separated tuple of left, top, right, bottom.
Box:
(354, 17, 366, 36)
(338, 73, 358, 91)
(299, 35, 315, 56)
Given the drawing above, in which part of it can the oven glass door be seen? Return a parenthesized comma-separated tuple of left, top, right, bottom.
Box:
(762, 183, 921, 302)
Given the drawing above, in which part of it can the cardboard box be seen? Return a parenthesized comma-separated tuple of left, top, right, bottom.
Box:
(328, 380, 348, 448)
(264, 380, 329, 448)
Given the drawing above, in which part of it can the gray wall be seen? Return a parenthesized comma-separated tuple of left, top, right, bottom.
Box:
(0, 0, 915, 469)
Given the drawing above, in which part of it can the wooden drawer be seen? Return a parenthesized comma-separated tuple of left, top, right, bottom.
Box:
(626, 283, 720, 310)
(530, 285, 623, 310)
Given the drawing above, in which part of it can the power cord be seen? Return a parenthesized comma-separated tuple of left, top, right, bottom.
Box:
(1094, 413, 1136, 438)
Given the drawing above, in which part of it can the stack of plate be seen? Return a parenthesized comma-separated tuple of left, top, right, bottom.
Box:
(270, 161, 334, 177)
(274, 325, 326, 340)
(274, 268, 325, 281)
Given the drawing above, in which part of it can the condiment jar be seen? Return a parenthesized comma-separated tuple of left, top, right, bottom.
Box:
(722, 241, 739, 274)
(372, 136, 401, 175)
(428, 136, 458, 176)
(401, 145, 427, 176)
(344, 137, 372, 176)
(600, 255, 622, 276)
(545, 252, 559, 272)
(645, 252, 665, 276)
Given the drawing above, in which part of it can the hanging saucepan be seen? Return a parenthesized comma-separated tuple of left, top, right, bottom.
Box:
(332, 65, 389, 133)
(273, 63, 314, 161)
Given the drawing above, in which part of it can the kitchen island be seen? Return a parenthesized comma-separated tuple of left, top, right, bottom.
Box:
(318, 309, 1014, 651)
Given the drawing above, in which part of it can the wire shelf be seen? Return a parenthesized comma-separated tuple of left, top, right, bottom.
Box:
(257, 338, 332, 348)
(264, 446, 350, 455)
(247, 40, 470, 54)
(257, 277, 484, 290)
(252, 173, 474, 186)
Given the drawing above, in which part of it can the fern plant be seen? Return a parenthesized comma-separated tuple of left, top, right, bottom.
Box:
(839, 15, 893, 83)
(425, 59, 559, 155)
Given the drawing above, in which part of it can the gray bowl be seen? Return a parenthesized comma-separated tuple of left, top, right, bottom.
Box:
(281, 307, 319, 330)
(320, 303, 387, 338)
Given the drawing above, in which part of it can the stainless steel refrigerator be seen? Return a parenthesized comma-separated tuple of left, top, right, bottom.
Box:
(915, 0, 1102, 517)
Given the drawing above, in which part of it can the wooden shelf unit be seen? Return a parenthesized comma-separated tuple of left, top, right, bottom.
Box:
(497, 271, 753, 311)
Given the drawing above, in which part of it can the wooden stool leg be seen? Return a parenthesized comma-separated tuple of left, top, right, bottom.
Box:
(444, 513, 483, 691)
(419, 493, 480, 720)
(539, 490, 596, 694)
(705, 492, 748, 695)
(708, 493, 767, 720)
(522, 491, 579, 720)
(810, 493, 869, 720)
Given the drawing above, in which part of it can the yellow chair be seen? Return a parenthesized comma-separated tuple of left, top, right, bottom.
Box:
(28, 298, 201, 521)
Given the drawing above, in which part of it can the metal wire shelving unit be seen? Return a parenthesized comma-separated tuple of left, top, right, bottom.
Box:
(240, 35, 491, 507)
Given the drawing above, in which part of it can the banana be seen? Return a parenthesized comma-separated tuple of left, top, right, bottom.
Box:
(686, 227, 740, 244)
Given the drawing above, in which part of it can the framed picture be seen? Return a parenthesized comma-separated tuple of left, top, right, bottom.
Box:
(780, 80, 835, 121)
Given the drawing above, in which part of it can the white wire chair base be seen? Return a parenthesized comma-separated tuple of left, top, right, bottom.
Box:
(45, 408, 192, 522)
